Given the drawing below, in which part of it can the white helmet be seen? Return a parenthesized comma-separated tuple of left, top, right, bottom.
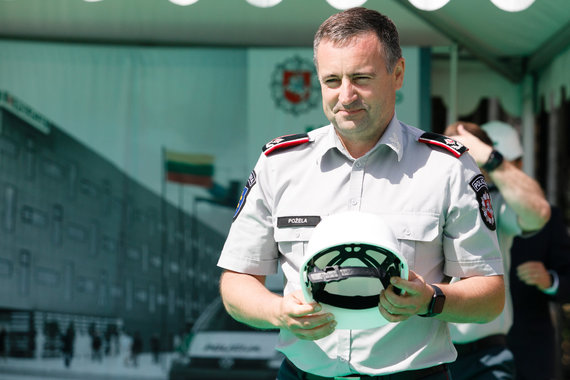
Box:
(300, 211, 408, 330)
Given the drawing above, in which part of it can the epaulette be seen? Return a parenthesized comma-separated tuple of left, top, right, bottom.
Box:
(262, 133, 311, 156)
(418, 132, 468, 158)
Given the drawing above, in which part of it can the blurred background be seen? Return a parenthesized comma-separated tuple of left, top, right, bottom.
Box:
(0, 0, 568, 379)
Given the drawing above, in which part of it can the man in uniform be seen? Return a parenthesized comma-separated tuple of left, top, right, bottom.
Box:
(217, 8, 505, 379)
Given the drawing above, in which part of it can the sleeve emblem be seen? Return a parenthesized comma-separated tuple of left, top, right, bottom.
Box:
(232, 170, 257, 221)
(469, 174, 496, 231)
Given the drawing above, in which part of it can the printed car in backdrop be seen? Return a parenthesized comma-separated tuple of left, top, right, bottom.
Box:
(169, 274, 285, 379)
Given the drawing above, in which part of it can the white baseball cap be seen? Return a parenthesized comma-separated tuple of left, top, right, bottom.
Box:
(481, 120, 523, 161)
(300, 211, 408, 330)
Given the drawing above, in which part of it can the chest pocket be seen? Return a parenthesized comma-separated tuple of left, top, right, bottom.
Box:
(274, 226, 316, 293)
(274, 226, 314, 262)
(385, 213, 441, 271)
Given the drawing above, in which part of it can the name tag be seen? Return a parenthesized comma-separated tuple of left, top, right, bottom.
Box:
(277, 216, 321, 228)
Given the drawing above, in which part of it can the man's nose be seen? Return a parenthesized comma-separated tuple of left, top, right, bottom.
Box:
(338, 80, 358, 105)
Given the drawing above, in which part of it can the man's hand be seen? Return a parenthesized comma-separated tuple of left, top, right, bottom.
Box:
(378, 270, 434, 322)
(452, 124, 493, 166)
(277, 290, 336, 340)
(517, 261, 552, 290)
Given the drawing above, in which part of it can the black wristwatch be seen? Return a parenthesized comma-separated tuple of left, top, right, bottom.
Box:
(418, 284, 446, 317)
(482, 150, 504, 172)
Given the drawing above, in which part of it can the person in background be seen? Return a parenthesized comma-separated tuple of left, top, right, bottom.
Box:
(217, 8, 506, 380)
(150, 333, 160, 364)
(0, 326, 7, 361)
(444, 120, 551, 380)
(489, 124, 570, 380)
(91, 329, 103, 362)
(129, 331, 143, 367)
(509, 204, 570, 380)
(61, 322, 75, 368)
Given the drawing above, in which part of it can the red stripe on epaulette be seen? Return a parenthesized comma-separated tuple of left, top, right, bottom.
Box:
(262, 133, 311, 156)
(418, 132, 468, 158)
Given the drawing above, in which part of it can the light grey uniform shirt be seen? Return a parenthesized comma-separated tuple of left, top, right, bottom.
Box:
(450, 189, 521, 343)
(218, 116, 503, 376)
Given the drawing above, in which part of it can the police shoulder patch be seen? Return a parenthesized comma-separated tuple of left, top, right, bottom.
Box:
(469, 174, 496, 231)
(418, 132, 468, 158)
(262, 133, 311, 156)
(233, 170, 257, 221)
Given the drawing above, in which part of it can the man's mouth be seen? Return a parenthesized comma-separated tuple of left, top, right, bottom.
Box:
(337, 108, 363, 116)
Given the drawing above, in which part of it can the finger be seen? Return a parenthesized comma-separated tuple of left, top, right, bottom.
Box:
(517, 264, 535, 273)
(293, 322, 336, 341)
(291, 315, 337, 340)
(517, 264, 537, 276)
(517, 266, 545, 282)
(518, 261, 544, 272)
(378, 299, 410, 323)
(520, 277, 536, 286)
(389, 276, 419, 296)
(289, 303, 322, 317)
(287, 312, 332, 329)
(517, 270, 542, 286)
(379, 288, 416, 318)
(516, 268, 531, 278)
(285, 291, 323, 317)
(517, 270, 533, 281)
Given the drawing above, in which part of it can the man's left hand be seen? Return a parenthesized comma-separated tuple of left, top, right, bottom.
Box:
(378, 270, 434, 322)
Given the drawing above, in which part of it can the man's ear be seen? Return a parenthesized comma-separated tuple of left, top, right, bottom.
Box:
(393, 58, 405, 90)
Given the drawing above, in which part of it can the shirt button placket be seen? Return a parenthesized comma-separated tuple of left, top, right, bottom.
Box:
(348, 159, 365, 211)
(337, 330, 351, 369)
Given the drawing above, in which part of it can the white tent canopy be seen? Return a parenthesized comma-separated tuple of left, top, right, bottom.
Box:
(1, 0, 568, 79)
(1, 0, 569, 114)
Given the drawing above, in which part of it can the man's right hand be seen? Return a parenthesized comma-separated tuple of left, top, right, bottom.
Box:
(277, 290, 337, 340)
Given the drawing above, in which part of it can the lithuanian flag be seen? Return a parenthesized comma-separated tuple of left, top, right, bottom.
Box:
(164, 150, 214, 188)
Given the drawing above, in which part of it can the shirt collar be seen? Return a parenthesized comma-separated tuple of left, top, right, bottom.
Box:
(377, 114, 404, 162)
(319, 113, 404, 162)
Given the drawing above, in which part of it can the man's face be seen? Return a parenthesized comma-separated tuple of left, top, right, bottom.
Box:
(316, 32, 405, 145)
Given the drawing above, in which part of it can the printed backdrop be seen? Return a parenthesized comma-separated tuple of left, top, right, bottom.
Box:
(0, 41, 428, 232)
(0, 40, 428, 374)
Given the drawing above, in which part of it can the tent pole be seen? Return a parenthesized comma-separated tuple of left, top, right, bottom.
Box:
(447, 43, 458, 125)
(521, 75, 535, 177)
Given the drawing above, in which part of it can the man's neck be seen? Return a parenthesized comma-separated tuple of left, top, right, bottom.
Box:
(335, 125, 388, 159)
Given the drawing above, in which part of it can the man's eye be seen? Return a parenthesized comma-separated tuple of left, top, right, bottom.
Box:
(324, 78, 341, 87)
(354, 76, 371, 84)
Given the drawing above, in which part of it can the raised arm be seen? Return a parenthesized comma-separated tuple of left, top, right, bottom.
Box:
(454, 124, 550, 232)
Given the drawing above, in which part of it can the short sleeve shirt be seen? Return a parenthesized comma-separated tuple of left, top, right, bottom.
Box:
(218, 116, 503, 376)
(449, 189, 521, 343)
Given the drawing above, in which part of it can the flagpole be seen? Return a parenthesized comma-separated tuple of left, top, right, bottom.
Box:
(177, 183, 185, 328)
(191, 196, 198, 321)
(161, 146, 166, 199)
(160, 146, 167, 353)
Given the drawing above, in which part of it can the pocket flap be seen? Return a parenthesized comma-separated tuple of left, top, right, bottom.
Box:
(386, 213, 440, 242)
(274, 226, 315, 242)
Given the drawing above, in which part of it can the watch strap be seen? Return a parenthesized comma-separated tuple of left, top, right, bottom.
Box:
(482, 150, 504, 172)
(418, 284, 445, 318)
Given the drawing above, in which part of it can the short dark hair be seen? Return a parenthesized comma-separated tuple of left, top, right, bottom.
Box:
(313, 7, 402, 73)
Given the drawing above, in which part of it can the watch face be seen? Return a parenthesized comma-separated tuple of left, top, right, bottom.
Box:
(432, 295, 445, 314)
(431, 285, 446, 315)
(483, 150, 504, 172)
